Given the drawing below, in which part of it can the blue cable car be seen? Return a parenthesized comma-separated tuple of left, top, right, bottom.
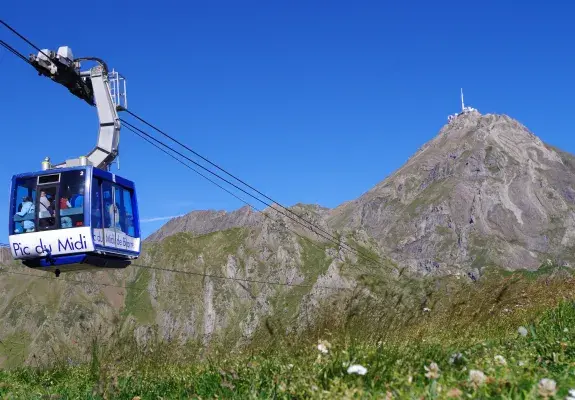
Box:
(8, 166, 141, 275)
(7, 46, 140, 276)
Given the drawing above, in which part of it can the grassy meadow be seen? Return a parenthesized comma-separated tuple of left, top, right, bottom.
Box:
(0, 265, 575, 399)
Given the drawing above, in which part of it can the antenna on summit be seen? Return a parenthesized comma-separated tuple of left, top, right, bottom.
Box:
(447, 88, 478, 123)
(460, 88, 476, 114)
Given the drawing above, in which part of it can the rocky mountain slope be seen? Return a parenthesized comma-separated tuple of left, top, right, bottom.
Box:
(329, 110, 575, 274)
(1, 110, 574, 368)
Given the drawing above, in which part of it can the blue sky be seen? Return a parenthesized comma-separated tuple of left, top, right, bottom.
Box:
(1, 1, 574, 241)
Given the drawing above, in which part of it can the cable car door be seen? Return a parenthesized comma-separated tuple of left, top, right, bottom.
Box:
(36, 175, 60, 231)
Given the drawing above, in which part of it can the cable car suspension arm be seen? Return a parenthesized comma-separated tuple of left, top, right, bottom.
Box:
(28, 46, 127, 171)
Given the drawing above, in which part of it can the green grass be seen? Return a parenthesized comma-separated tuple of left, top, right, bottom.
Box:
(1, 301, 575, 398)
(0, 331, 31, 370)
(1, 268, 575, 398)
(149, 228, 250, 266)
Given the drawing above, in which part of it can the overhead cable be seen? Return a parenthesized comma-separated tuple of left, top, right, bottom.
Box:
(124, 124, 377, 274)
(0, 264, 353, 292)
(123, 109, 382, 266)
(122, 119, 384, 269)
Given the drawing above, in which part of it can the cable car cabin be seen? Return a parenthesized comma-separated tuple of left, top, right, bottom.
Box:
(8, 166, 140, 276)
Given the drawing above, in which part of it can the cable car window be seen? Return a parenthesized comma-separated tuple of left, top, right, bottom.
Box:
(122, 188, 135, 236)
(91, 178, 103, 229)
(102, 181, 114, 231)
(59, 170, 86, 228)
(114, 186, 125, 234)
(91, 177, 104, 247)
(111, 186, 122, 232)
(101, 180, 120, 248)
(12, 177, 37, 234)
(38, 174, 60, 185)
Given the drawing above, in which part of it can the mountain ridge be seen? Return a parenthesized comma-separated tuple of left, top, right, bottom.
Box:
(145, 205, 263, 242)
(150, 110, 575, 273)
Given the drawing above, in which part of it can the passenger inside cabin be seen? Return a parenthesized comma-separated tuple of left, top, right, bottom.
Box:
(38, 190, 56, 228)
(15, 196, 35, 233)
(61, 216, 73, 228)
(39, 191, 51, 213)
(60, 195, 71, 209)
(71, 186, 84, 208)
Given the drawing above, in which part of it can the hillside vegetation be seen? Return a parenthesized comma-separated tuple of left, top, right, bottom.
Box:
(0, 265, 574, 398)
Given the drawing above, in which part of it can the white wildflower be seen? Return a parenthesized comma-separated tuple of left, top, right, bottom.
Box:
(567, 389, 575, 400)
(469, 369, 486, 387)
(494, 355, 507, 366)
(518, 326, 528, 337)
(537, 378, 556, 398)
(518, 360, 526, 367)
(347, 364, 367, 375)
(423, 307, 431, 312)
(424, 362, 440, 379)
(317, 340, 331, 354)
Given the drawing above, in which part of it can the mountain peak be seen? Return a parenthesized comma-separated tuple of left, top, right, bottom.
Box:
(405, 110, 557, 171)
(329, 110, 575, 273)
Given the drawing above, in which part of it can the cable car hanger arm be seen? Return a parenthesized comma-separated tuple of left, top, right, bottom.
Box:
(28, 46, 126, 171)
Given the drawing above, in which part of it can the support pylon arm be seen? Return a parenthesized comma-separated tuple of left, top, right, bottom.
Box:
(29, 46, 126, 171)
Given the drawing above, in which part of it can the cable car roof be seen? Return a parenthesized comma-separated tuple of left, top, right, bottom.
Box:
(12, 165, 137, 190)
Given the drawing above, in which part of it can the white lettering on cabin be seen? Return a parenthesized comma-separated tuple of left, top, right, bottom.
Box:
(9, 227, 139, 260)
(91, 228, 138, 252)
(9, 227, 95, 259)
(57, 234, 88, 252)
